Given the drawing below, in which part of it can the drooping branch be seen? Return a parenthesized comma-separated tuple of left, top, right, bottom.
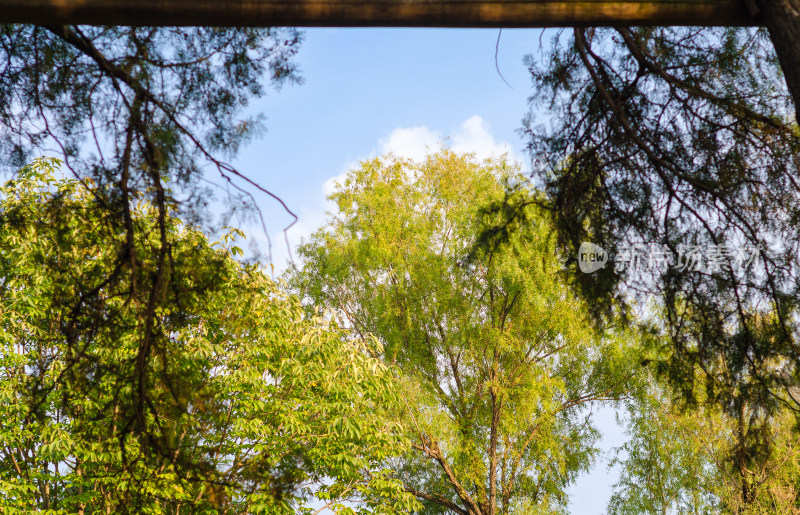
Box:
(41, 24, 299, 266)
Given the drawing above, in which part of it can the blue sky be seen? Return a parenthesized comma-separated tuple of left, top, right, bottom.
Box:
(230, 28, 626, 514)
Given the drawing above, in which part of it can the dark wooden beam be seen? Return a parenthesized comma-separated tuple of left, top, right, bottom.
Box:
(0, 0, 756, 28)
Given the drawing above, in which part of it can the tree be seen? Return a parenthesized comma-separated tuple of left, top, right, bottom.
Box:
(608, 387, 724, 515)
(0, 24, 304, 474)
(0, 22, 303, 288)
(0, 158, 417, 513)
(608, 369, 800, 514)
(290, 150, 638, 515)
(754, 0, 800, 123)
(507, 27, 800, 503)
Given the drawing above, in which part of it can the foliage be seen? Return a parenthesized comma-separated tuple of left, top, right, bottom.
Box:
(508, 27, 800, 505)
(608, 303, 800, 513)
(0, 158, 416, 514)
(0, 27, 305, 484)
(0, 24, 301, 228)
(290, 150, 639, 515)
(609, 372, 800, 514)
(608, 381, 725, 514)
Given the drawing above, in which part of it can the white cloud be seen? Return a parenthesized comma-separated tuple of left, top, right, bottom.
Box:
(375, 116, 525, 168)
(322, 170, 349, 197)
(378, 125, 442, 162)
(450, 115, 518, 162)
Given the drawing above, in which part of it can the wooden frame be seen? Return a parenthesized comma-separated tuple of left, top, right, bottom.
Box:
(0, 0, 755, 27)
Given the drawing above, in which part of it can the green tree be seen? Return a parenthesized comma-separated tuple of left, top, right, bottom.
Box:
(505, 27, 800, 506)
(0, 25, 306, 499)
(608, 371, 800, 515)
(604, 303, 800, 514)
(607, 381, 726, 515)
(0, 158, 417, 514)
(290, 150, 637, 515)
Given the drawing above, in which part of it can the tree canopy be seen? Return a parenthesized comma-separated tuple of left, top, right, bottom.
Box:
(0, 30, 307, 492)
(291, 150, 638, 515)
(0, 158, 416, 513)
(608, 365, 800, 513)
(2, 17, 800, 515)
(513, 26, 800, 510)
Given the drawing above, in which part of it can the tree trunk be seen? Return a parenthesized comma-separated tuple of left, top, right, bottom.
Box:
(757, 0, 800, 121)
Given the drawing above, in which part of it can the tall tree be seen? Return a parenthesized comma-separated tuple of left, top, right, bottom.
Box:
(290, 150, 637, 515)
(0, 24, 303, 470)
(0, 159, 417, 513)
(509, 27, 800, 494)
(608, 365, 800, 514)
(608, 387, 724, 514)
